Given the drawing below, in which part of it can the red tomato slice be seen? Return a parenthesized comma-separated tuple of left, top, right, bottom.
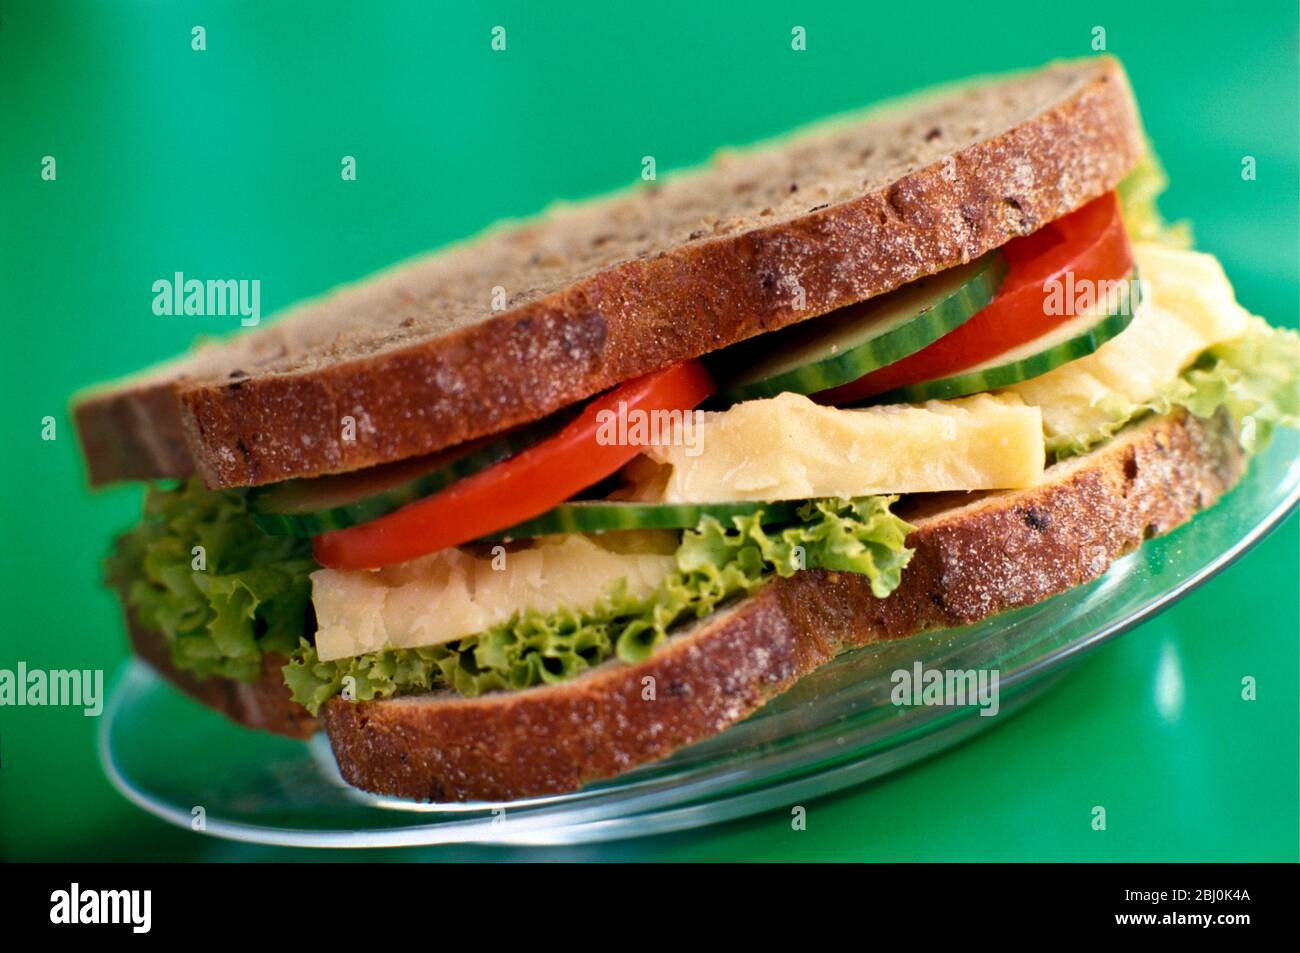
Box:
(816, 191, 1132, 404)
(313, 361, 716, 570)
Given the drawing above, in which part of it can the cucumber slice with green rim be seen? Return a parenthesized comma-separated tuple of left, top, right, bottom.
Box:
(480, 499, 802, 541)
(249, 417, 570, 537)
(715, 251, 1006, 403)
(873, 271, 1141, 404)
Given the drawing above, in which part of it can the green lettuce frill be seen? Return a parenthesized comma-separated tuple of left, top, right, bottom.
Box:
(281, 497, 914, 712)
(107, 481, 316, 681)
(1050, 317, 1299, 459)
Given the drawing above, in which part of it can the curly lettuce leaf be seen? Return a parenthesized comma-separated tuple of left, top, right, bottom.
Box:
(283, 496, 914, 713)
(107, 480, 316, 681)
(1050, 317, 1299, 459)
(1118, 148, 1192, 248)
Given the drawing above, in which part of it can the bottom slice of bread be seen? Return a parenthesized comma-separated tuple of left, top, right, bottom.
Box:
(321, 409, 1246, 802)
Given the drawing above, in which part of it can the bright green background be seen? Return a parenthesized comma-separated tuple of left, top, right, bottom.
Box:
(1, 0, 1296, 861)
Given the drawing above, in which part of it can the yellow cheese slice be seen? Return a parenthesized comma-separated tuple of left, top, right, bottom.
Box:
(1003, 241, 1251, 440)
(312, 533, 676, 662)
(634, 391, 1044, 503)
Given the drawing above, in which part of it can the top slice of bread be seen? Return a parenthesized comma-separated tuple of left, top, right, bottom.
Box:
(74, 56, 1142, 489)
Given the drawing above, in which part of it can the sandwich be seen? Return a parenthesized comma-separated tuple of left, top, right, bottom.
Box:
(76, 56, 1298, 802)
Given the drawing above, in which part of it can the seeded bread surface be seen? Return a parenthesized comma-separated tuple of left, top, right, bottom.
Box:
(75, 57, 1143, 489)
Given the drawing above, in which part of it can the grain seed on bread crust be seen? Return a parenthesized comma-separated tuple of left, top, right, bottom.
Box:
(321, 409, 1244, 802)
(75, 57, 1142, 489)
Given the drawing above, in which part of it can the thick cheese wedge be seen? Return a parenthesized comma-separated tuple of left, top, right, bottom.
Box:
(313, 533, 676, 662)
(1004, 241, 1251, 440)
(632, 391, 1044, 503)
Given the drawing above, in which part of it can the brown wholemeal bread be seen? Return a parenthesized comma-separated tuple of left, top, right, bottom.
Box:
(74, 56, 1142, 490)
(319, 408, 1246, 802)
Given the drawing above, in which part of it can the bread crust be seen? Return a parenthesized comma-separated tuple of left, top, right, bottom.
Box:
(321, 409, 1246, 802)
(124, 609, 318, 739)
(75, 57, 1142, 489)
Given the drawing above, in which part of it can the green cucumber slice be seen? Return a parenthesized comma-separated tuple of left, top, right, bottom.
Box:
(715, 252, 1006, 402)
(873, 271, 1141, 403)
(481, 499, 801, 540)
(249, 417, 568, 537)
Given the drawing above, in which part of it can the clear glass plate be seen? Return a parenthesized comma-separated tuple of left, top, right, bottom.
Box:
(100, 430, 1300, 847)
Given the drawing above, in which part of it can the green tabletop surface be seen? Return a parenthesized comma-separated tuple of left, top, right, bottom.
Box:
(2, 0, 1296, 862)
